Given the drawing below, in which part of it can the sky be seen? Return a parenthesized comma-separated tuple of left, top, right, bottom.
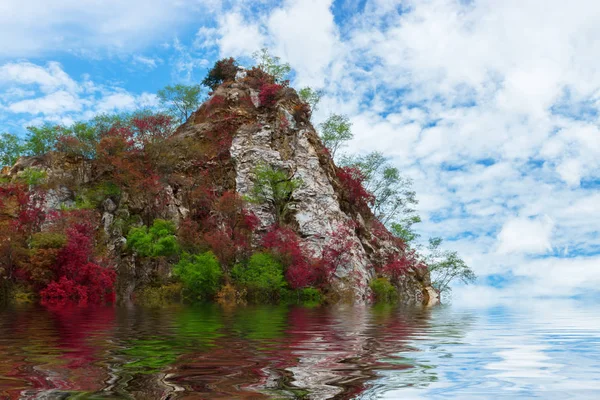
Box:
(1, 0, 599, 305)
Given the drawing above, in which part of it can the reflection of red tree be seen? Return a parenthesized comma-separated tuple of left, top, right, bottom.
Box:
(0, 304, 116, 399)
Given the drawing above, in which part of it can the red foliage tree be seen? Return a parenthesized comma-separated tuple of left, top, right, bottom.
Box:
(39, 216, 116, 303)
(262, 225, 316, 289)
(315, 223, 356, 287)
(259, 83, 283, 108)
(336, 166, 375, 208)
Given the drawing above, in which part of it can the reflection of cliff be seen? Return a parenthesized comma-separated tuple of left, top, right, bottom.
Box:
(0, 304, 474, 399)
(357, 305, 476, 398)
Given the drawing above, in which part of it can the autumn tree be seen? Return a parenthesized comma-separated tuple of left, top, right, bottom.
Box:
(341, 151, 419, 236)
(157, 84, 204, 123)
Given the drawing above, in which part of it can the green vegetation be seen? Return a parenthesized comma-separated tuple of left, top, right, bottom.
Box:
(232, 252, 286, 299)
(74, 182, 121, 210)
(127, 219, 179, 258)
(252, 48, 291, 83)
(174, 252, 223, 300)
(426, 237, 476, 294)
(17, 168, 47, 186)
(157, 84, 204, 123)
(370, 277, 398, 303)
(249, 163, 302, 224)
(24, 124, 61, 156)
(298, 87, 324, 112)
(320, 114, 353, 158)
(0, 133, 22, 167)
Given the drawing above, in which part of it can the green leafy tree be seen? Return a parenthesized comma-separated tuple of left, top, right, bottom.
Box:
(157, 84, 204, 123)
(24, 124, 61, 156)
(426, 237, 475, 295)
(55, 121, 100, 159)
(252, 48, 291, 83)
(342, 151, 419, 236)
(320, 114, 353, 158)
(298, 87, 324, 112)
(174, 251, 223, 300)
(249, 163, 302, 224)
(0, 133, 23, 167)
(232, 252, 285, 297)
(127, 219, 179, 258)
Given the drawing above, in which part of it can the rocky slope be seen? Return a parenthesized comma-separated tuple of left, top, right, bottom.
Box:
(3, 73, 438, 305)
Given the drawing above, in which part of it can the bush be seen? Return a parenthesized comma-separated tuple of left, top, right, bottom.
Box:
(127, 219, 179, 258)
(202, 57, 239, 90)
(232, 252, 285, 298)
(336, 166, 375, 208)
(259, 83, 283, 108)
(174, 252, 222, 300)
(75, 182, 121, 210)
(370, 277, 398, 303)
(17, 168, 47, 186)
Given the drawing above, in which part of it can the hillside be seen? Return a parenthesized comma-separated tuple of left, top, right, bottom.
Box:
(0, 65, 438, 306)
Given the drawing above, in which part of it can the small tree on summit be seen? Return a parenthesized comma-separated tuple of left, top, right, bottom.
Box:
(202, 57, 240, 90)
(252, 48, 291, 83)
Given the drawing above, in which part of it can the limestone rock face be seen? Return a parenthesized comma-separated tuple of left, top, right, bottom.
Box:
(174, 80, 436, 304)
(2, 78, 438, 305)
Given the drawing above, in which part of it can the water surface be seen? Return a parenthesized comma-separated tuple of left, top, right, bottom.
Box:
(0, 301, 599, 399)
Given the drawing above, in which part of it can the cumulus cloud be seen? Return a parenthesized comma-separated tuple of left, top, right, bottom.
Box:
(497, 217, 554, 255)
(0, 0, 221, 58)
(0, 61, 159, 125)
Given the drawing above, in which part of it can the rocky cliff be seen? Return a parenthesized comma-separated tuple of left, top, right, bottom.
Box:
(2, 71, 438, 306)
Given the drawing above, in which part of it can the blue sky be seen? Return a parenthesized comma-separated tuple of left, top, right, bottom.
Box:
(1, 0, 600, 304)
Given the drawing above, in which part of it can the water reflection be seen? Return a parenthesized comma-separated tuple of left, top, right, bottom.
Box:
(1, 301, 599, 399)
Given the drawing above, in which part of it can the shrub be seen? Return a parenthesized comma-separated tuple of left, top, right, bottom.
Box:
(336, 166, 375, 208)
(249, 163, 302, 224)
(30, 232, 66, 249)
(370, 277, 398, 303)
(75, 182, 121, 209)
(259, 83, 283, 108)
(18, 168, 47, 187)
(243, 66, 275, 90)
(174, 252, 222, 300)
(232, 252, 285, 298)
(40, 219, 116, 303)
(381, 252, 422, 282)
(127, 219, 179, 258)
(299, 287, 322, 303)
(202, 57, 239, 90)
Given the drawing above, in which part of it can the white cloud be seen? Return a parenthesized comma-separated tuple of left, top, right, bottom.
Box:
(217, 13, 265, 58)
(0, 0, 221, 58)
(497, 217, 554, 255)
(0, 62, 79, 93)
(8, 90, 83, 115)
(0, 61, 159, 125)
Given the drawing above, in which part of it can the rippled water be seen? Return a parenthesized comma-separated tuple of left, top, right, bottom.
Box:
(1, 300, 599, 399)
